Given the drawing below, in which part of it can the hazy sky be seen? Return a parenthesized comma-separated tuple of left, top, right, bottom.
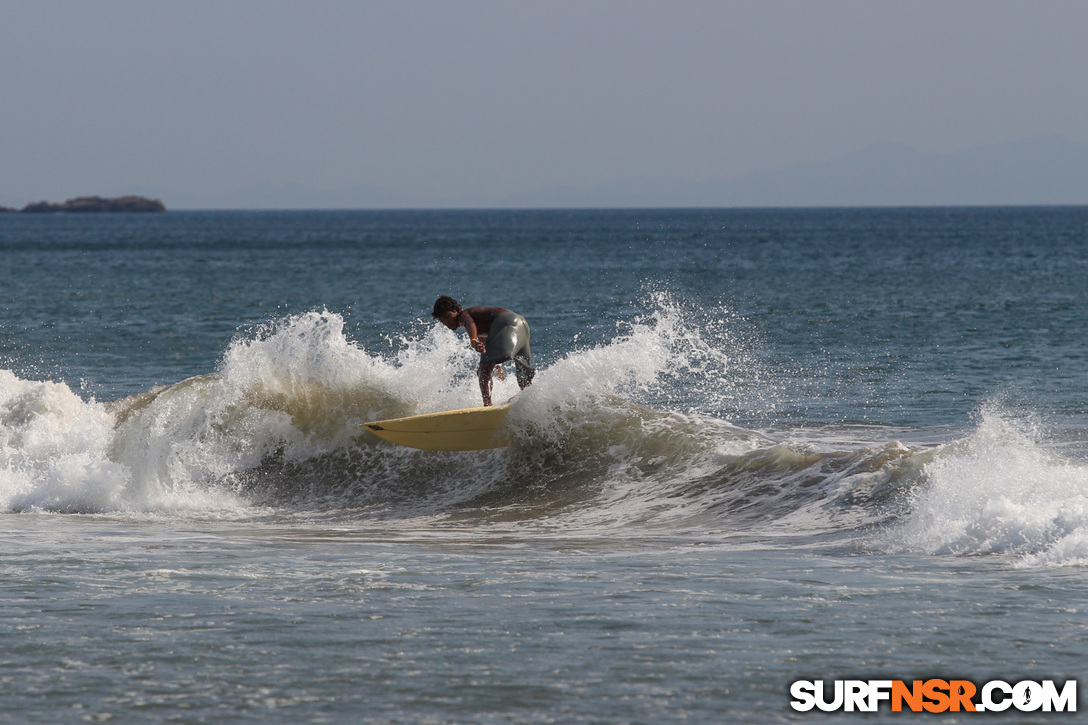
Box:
(3, 1, 1087, 207)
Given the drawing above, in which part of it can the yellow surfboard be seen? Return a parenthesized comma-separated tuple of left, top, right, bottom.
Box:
(363, 404, 511, 451)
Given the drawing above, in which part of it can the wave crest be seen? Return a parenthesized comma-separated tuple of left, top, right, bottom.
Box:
(885, 409, 1088, 567)
(12, 305, 1084, 569)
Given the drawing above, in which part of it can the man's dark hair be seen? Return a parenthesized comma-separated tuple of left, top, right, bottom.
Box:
(432, 295, 461, 318)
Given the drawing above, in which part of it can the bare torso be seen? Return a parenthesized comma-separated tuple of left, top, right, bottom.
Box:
(457, 306, 509, 339)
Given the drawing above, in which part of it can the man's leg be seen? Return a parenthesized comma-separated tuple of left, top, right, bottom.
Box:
(478, 363, 495, 406)
(513, 356, 534, 389)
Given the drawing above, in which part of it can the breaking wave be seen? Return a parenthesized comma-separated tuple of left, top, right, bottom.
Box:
(883, 408, 1088, 568)
(3, 300, 1087, 567)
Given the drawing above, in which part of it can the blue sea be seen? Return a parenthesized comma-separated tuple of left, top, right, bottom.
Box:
(2, 208, 1086, 722)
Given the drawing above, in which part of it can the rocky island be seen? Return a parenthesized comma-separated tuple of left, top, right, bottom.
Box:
(1, 195, 166, 213)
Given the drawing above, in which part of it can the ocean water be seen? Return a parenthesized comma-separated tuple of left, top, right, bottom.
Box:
(2, 208, 1087, 722)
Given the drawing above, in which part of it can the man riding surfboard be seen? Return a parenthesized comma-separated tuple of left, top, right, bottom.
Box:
(432, 295, 534, 406)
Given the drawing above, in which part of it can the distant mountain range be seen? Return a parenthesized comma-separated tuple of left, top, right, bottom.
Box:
(153, 135, 1088, 209)
(498, 135, 1088, 209)
(9, 136, 1084, 211)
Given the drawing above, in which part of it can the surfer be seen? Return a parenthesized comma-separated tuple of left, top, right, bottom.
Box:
(432, 295, 534, 406)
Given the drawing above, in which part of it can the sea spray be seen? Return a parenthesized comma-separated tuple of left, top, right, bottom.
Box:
(887, 407, 1088, 567)
(0, 370, 128, 512)
(108, 311, 410, 511)
(0, 303, 946, 544)
(510, 290, 756, 431)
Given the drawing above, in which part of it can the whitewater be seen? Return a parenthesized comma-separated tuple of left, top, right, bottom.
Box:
(6, 301, 1088, 566)
(2, 208, 1086, 722)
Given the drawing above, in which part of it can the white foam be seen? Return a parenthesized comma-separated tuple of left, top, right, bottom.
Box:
(511, 292, 743, 427)
(1, 310, 398, 514)
(1, 298, 754, 518)
(109, 311, 406, 508)
(0, 370, 129, 512)
(887, 408, 1088, 567)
